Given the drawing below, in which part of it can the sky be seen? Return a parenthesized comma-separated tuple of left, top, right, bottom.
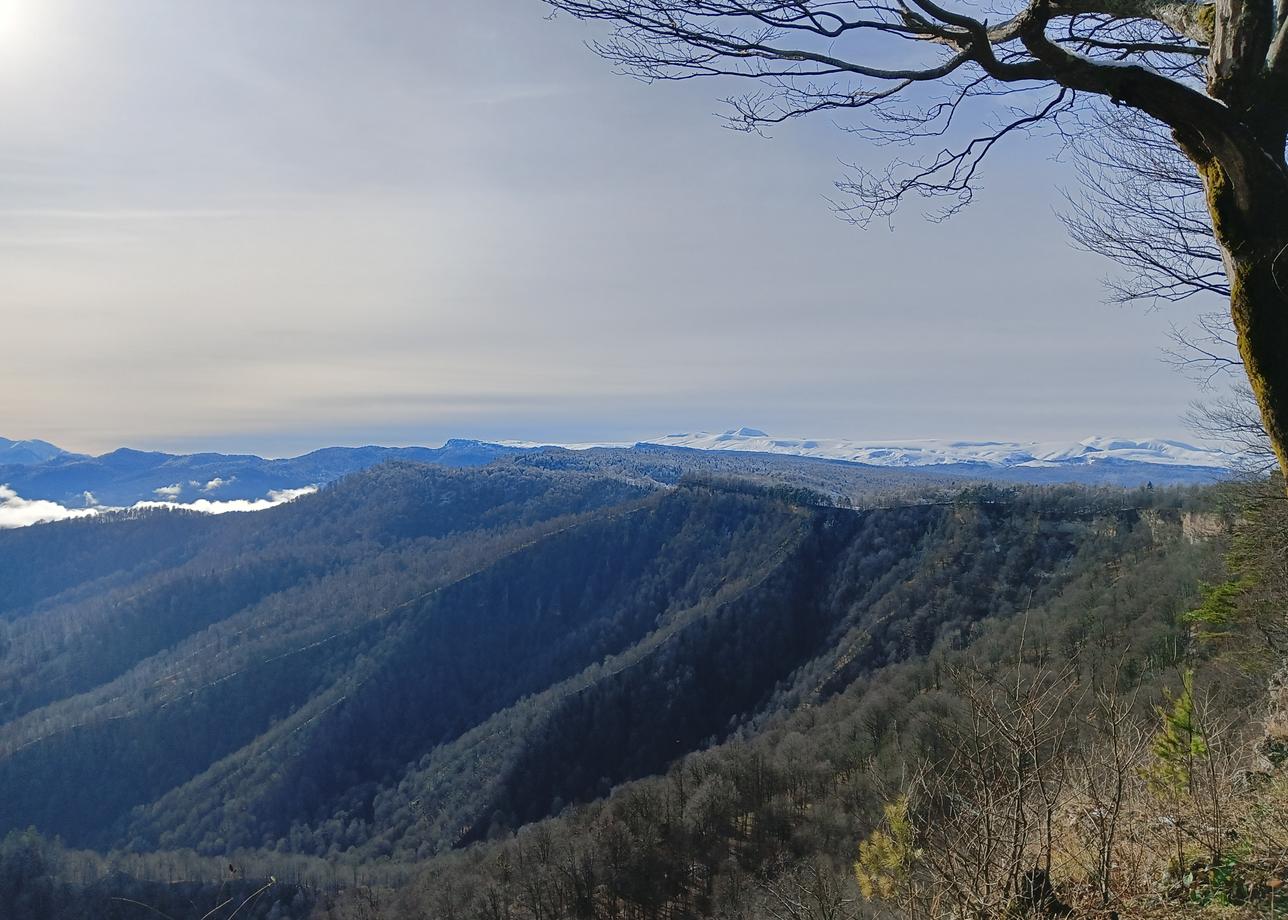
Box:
(0, 0, 1222, 457)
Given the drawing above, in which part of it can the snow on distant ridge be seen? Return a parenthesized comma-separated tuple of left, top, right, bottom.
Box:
(645, 430, 1231, 470)
(0, 437, 65, 466)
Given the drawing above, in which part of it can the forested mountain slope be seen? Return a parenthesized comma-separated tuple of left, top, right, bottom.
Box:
(0, 458, 1218, 889)
(382, 500, 1226, 920)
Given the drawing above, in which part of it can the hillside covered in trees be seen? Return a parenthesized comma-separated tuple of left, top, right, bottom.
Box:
(1, 455, 1268, 919)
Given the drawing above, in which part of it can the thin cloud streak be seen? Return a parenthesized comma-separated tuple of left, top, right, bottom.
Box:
(0, 208, 246, 220)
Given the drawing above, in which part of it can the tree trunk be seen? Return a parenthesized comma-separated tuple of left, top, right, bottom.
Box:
(1195, 143, 1288, 481)
(1228, 246, 1288, 481)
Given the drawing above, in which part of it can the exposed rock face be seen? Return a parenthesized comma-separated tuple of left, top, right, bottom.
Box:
(1182, 510, 1227, 543)
(1139, 508, 1228, 543)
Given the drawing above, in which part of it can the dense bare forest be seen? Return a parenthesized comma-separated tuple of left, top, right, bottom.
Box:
(4, 452, 1279, 919)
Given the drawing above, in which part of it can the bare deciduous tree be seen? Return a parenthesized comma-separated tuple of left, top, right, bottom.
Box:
(852, 655, 1085, 917)
(913, 659, 1081, 916)
(1063, 108, 1228, 308)
(1057, 105, 1280, 469)
(1063, 679, 1151, 909)
(1185, 383, 1279, 470)
(760, 857, 863, 920)
(543, 0, 1288, 480)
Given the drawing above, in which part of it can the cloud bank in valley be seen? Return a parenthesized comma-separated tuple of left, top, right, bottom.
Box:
(0, 484, 317, 529)
(0, 485, 100, 528)
(131, 487, 317, 516)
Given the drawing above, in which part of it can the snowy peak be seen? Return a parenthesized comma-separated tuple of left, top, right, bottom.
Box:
(647, 430, 1231, 471)
(0, 437, 67, 467)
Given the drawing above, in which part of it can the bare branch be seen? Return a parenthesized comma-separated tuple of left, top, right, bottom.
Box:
(1061, 106, 1227, 306)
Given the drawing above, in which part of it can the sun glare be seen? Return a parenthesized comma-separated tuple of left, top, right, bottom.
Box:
(0, 0, 37, 61)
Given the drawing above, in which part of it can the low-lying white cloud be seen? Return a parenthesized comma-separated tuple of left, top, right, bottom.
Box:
(0, 484, 317, 529)
(0, 485, 100, 528)
(131, 486, 316, 516)
(154, 483, 183, 498)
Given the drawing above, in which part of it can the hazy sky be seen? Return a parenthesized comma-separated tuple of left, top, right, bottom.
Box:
(0, 0, 1219, 456)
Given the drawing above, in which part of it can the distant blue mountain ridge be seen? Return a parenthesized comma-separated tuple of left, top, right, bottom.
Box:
(0, 430, 1230, 510)
(0, 438, 66, 467)
(0, 439, 526, 507)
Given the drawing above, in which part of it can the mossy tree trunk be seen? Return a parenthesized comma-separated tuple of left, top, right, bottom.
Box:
(1229, 244, 1288, 480)
(1192, 138, 1288, 481)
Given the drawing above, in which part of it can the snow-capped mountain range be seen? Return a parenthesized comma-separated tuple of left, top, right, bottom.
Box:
(646, 428, 1231, 470)
(0, 429, 1232, 529)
